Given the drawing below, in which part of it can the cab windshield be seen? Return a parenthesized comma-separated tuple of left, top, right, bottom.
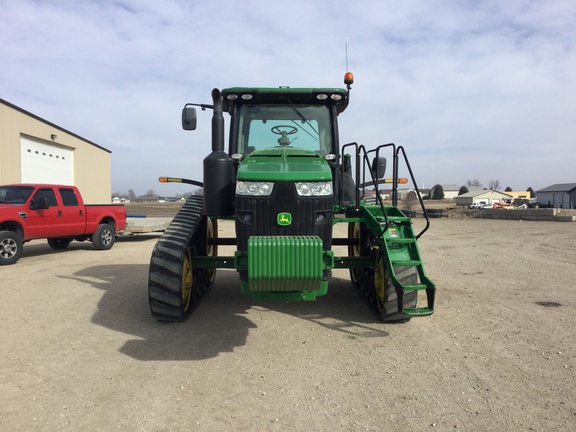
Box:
(236, 104, 333, 155)
(0, 186, 34, 204)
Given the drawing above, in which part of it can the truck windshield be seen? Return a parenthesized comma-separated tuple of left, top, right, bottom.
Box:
(236, 104, 333, 155)
(0, 186, 35, 204)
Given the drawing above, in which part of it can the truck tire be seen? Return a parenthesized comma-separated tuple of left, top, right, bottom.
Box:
(48, 238, 71, 250)
(92, 223, 115, 250)
(0, 231, 23, 265)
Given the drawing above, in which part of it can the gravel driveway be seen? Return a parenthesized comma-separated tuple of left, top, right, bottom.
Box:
(1, 217, 575, 431)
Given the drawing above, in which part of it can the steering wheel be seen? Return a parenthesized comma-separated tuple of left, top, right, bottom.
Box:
(271, 125, 298, 136)
(271, 125, 298, 146)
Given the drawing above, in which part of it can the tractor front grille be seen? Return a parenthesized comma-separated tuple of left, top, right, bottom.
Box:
(235, 181, 333, 252)
(248, 236, 324, 291)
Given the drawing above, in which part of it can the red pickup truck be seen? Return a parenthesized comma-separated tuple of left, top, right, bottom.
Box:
(0, 184, 126, 265)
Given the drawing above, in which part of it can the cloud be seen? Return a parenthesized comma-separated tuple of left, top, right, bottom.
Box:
(1, 0, 575, 195)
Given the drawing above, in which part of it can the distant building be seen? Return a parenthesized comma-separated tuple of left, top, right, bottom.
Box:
(428, 184, 461, 200)
(503, 190, 532, 201)
(454, 190, 513, 207)
(536, 183, 576, 209)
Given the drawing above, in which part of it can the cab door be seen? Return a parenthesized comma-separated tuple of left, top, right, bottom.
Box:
(25, 188, 61, 238)
(57, 187, 86, 235)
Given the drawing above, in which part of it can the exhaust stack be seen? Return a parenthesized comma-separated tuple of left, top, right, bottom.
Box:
(203, 88, 235, 216)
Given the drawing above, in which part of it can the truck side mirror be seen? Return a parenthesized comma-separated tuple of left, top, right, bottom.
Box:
(30, 197, 49, 210)
(371, 156, 387, 179)
(182, 106, 197, 130)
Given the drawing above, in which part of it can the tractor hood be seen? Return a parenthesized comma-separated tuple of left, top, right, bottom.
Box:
(237, 147, 332, 182)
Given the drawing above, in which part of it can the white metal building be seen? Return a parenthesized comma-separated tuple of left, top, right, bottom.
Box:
(1, 98, 112, 203)
(454, 189, 513, 207)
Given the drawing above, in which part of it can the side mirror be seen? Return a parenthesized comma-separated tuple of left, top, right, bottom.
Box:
(182, 106, 197, 130)
(371, 156, 387, 179)
(30, 197, 49, 210)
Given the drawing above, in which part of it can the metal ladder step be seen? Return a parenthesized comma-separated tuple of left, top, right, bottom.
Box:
(403, 307, 434, 317)
(386, 238, 415, 244)
(379, 217, 411, 225)
(392, 260, 421, 266)
(402, 283, 428, 291)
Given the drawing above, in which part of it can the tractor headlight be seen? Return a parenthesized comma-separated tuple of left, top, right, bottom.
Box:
(295, 181, 332, 196)
(236, 181, 274, 196)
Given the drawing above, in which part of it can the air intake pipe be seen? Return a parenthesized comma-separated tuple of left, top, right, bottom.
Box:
(203, 88, 235, 216)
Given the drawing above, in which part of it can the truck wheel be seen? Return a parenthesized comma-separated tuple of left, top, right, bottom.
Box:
(92, 223, 115, 250)
(48, 238, 71, 250)
(0, 231, 23, 265)
(373, 248, 418, 322)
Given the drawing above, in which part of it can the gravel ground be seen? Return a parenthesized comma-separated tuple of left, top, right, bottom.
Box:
(1, 215, 575, 431)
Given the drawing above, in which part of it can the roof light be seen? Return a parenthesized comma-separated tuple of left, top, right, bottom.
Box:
(241, 94, 253, 100)
(316, 94, 328, 100)
(226, 94, 238, 100)
(344, 72, 354, 85)
(331, 94, 342, 101)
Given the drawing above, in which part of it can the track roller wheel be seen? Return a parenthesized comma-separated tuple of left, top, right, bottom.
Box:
(373, 247, 418, 322)
(180, 248, 194, 313)
(206, 217, 218, 285)
(348, 222, 371, 288)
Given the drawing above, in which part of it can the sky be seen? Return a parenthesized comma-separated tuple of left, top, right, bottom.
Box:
(1, 0, 575, 197)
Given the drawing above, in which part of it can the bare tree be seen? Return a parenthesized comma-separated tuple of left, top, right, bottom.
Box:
(488, 179, 500, 190)
(404, 190, 418, 210)
(466, 179, 482, 187)
(128, 189, 137, 202)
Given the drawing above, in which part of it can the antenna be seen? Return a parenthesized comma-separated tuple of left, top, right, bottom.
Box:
(343, 43, 354, 89)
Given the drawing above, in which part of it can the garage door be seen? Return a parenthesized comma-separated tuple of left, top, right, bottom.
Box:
(20, 136, 74, 184)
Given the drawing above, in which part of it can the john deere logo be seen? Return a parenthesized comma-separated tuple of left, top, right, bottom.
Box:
(277, 212, 292, 226)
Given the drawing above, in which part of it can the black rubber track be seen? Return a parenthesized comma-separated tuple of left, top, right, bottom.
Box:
(352, 253, 418, 322)
(348, 222, 417, 322)
(148, 195, 211, 321)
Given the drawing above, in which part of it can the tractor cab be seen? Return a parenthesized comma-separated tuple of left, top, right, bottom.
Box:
(221, 87, 349, 158)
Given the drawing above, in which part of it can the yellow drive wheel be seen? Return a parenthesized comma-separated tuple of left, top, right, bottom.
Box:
(181, 248, 194, 313)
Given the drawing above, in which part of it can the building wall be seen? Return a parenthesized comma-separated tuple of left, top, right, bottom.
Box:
(504, 191, 532, 200)
(537, 191, 574, 209)
(1, 100, 111, 204)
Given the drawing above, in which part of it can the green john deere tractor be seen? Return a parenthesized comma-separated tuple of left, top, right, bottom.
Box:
(148, 73, 435, 322)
